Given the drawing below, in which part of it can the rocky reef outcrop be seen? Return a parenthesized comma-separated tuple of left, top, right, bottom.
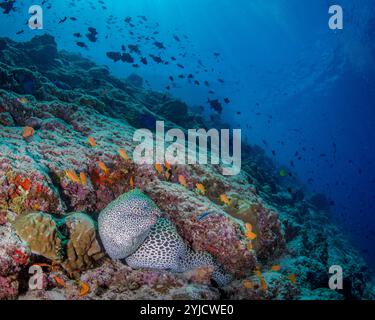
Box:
(0, 35, 373, 300)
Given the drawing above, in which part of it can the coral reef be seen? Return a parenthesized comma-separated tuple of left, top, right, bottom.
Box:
(0, 35, 373, 300)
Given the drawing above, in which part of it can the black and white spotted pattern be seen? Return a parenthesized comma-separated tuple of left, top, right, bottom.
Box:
(98, 189, 161, 260)
(126, 217, 233, 287)
(125, 218, 187, 271)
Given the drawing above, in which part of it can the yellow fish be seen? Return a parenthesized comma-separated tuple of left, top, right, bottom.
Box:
(219, 194, 231, 205)
(178, 175, 187, 187)
(17, 97, 29, 104)
(66, 170, 81, 184)
(243, 279, 253, 289)
(98, 161, 109, 174)
(118, 148, 129, 161)
(154, 163, 163, 175)
(88, 137, 97, 147)
(196, 183, 206, 195)
(279, 169, 288, 177)
(80, 172, 87, 186)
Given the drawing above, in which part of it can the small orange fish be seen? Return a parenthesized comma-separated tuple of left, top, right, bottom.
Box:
(245, 223, 257, 240)
(243, 279, 253, 289)
(79, 281, 90, 297)
(118, 148, 129, 161)
(196, 183, 206, 195)
(88, 137, 97, 147)
(22, 126, 35, 139)
(80, 172, 87, 186)
(165, 161, 171, 171)
(165, 171, 171, 180)
(288, 274, 297, 284)
(246, 231, 257, 240)
(178, 175, 187, 187)
(219, 194, 230, 205)
(66, 170, 81, 184)
(129, 176, 134, 189)
(54, 276, 66, 287)
(254, 270, 267, 292)
(154, 163, 163, 174)
(271, 265, 281, 272)
(98, 161, 109, 174)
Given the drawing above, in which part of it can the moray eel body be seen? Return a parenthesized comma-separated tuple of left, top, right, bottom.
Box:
(100, 190, 232, 286)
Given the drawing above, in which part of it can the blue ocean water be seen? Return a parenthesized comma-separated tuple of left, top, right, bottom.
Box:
(1, 0, 374, 272)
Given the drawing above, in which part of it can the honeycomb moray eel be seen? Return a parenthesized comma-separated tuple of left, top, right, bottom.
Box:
(99, 190, 233, 286)
(98, 189, 161, 259)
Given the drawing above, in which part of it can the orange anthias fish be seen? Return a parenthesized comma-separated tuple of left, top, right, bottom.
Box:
(154, 163, 163, 174)
(98, 161, 110, 174)
(118, 148, 129, 161)
(66, 170, 81, 184)
(178, 175, 187, 187)
(288, 274, 297, 284)
(22, 126, 35, 139)
(271, 265, 281, 272)
(88, 137, 97, 147)
(245, 223, 257, 240)
(254, 270, 267, 292)
(165, 161, 172, 171)
(79, 281, 90, 297)
(129, 176, 134, 189)
(196, 183, 206, 195)
(219, 194, 230, 205)
(80, 172, 87, 186)
(243, 279, 253, 289)
(54, 276, 66, 287)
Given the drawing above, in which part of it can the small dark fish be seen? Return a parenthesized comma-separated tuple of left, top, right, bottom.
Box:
(218, 78, 225, 83)
(70, 17, 77, 21)
(150, 54, 163, 64)
(106, 51, 122, 62)
(173, 35, 181, 42)
(73, 33, 82, 38)
(128, 44, 141, 54)
(177, 63, 184, 69)
(224, 98, 230, 104)
(0, 0, 15, 14)
(16, 30, 24, 35)
(58, 16, 68, 24)
(76, 41, 87, 48)
(140, 57, 148, 65)
(121, 53, 135, 63)
(154, 41, 165, 49)
(208, 99, 223, 114)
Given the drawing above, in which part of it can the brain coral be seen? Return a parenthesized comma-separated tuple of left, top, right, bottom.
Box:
(98, 189, 161, 260)
(13, 212, 62, 261)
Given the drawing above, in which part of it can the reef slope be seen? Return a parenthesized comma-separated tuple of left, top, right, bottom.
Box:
(0, 35, 373, 300)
